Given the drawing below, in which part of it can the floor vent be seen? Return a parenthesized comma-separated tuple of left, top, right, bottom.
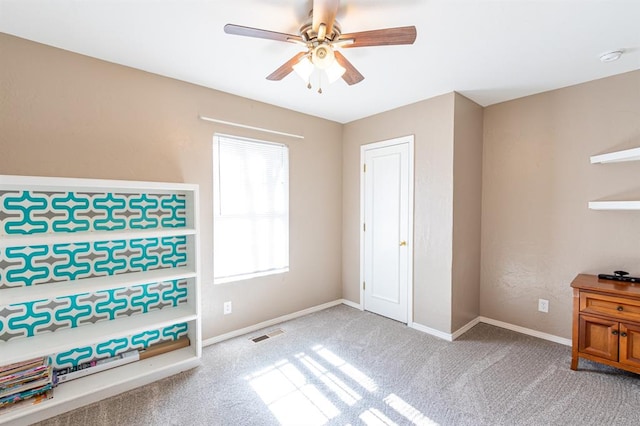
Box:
(251, 328, 285, 343)
(267, 328, 285, 338)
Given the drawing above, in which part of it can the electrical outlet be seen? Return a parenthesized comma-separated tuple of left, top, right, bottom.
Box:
(538, 298, 549, 313)
(223, 301, 232, 315)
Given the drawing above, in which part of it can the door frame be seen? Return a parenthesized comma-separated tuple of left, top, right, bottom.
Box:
(359, 135, 414, 325)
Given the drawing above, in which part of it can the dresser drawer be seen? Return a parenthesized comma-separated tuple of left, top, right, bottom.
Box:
(580, 292, 640, 322)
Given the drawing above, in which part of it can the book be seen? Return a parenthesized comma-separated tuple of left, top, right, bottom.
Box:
(0, 364, 51, 389)
(0, 357, 48, 377)
(0, 369, 53, 399)
(54, 350, 140, 384)
(0, 388, 53, 413)
(139, 336, 190, 360)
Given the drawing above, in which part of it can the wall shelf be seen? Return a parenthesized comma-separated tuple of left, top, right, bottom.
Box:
(590, 147, 640, 164)
(588, 201, 640, 210)
(0, 175, 201, 424)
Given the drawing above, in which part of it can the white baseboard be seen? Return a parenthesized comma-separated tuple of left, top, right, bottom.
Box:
(409, 316, 570, 347)
(203, 302, 572, 348)
(409, 322, 454, 342)
(452, 317, 481, 340)
(478, 316, 572, 346)
(340, 299, 362, 310)
(410, 317, 479, 342)
(203, 299, 344, 346)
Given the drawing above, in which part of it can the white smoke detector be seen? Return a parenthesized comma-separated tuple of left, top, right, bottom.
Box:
(599, 50, 624, 62)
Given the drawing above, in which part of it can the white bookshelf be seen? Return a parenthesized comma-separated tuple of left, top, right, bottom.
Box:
(590, 146, 640, 164)
(0, 175, 201, 425)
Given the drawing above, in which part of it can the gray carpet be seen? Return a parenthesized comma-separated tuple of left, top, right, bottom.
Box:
(36, 305, 640, 425)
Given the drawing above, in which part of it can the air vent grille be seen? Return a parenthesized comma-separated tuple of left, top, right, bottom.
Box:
(250, 328, 285, 343)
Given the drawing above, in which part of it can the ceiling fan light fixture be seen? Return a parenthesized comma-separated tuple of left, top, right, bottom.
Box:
(293, 56, 314, 81)
(312, 45, 335, 69)
(326, 60, 346, 84)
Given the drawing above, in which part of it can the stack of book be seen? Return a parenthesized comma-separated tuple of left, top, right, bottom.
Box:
(0, 357, 53, 412)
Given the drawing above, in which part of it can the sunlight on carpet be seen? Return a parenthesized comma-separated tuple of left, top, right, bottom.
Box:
(245, 343, 439, 425)
(245, 359, 340, 425)
(385, 393, 439, 425)
(296, 352, 362, 406)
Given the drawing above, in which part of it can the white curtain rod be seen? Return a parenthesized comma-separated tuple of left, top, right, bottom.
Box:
(199, 115, 304, 140)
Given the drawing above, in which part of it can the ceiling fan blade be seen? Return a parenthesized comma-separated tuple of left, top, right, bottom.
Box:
(312, 0, 340, 37)
(224, 24, 303, 44)
(339, 26, 417, 48)
(334, 51, 364, 85)
(266, 52, 308, 81)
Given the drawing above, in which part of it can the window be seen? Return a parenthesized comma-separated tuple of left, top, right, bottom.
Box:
(213, 134, 289, 283)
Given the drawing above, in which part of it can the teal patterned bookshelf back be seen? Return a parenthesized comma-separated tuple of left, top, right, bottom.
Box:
(0, 190, 187, 235)
(0, 236, 187, 289)
(0, 279, 189, 341)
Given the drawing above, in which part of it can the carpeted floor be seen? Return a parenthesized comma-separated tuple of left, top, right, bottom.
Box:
(36, 305, 640, 425)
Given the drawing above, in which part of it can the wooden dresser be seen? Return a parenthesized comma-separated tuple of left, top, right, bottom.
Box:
(571, 274, 640, 374)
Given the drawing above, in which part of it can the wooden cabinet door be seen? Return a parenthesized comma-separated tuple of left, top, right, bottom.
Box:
(619, 323, 640, 368)
(579, 315, 619, 361)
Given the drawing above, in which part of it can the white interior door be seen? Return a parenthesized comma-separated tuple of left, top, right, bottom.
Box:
(361, 136, 413, 323)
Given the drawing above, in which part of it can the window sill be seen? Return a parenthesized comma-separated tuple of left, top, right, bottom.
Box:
(214, 268, 289, 285)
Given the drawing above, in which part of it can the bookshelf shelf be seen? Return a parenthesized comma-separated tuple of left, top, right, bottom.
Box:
(0, 347, 199, 425)
(0, 174, 199, 193)
(0, 175, 201, 424)
(0, 228, 196, 249)
(2, 267, 197, 306)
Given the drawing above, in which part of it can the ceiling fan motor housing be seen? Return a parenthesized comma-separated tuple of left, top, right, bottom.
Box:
(299, 19, 342, 44)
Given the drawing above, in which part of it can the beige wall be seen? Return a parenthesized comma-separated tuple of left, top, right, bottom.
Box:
(6, 31, 637, 344)
(481, 70, 640, 339)
(342, 93, 482, 333)
(451, 93, 483, 330)
(0, 33, 343, 340)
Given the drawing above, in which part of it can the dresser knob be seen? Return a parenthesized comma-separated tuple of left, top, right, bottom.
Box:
(612, 330, 619, 335)
(617, 306, 624, 311)
(621, 332, 628, 337)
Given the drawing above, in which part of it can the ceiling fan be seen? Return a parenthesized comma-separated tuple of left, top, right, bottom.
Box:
(224, 0, 417, 91)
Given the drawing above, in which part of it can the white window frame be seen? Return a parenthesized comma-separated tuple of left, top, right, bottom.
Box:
(213, 134, 289, 284)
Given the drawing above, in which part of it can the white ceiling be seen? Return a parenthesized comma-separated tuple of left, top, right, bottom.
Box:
(1, 0, 639, 123)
